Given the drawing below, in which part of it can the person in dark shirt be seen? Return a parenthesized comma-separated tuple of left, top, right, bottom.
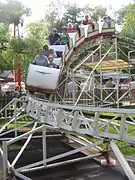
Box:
(74, 23, 81, 37)
(82, 15, 94, 30)
(43, 44, 49, 58)
(49, 28, 61, 45)
(103, 16, 111, 28)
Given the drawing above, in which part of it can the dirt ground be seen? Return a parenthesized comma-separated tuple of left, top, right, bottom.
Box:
(0, 133, 129, 180)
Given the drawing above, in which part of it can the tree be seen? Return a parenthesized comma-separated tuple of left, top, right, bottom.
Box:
(63, 3, 82, 24)
(0, 24, 10, 42)
(0, 0, 31, 81)
(82, 5, 107, 22)
(0, 24, 12, 70)
(114, 5, 128, 25)
(0, 0, 31, 26)
(121, 4, 135, 39)
(25, 21, 48, 45)
(44, 0, 66, 33)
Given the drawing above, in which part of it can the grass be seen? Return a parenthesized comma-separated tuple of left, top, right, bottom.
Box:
(0, 115, 33, 130)
(84, 118, 135, 156)
(0, 112, 135, 156)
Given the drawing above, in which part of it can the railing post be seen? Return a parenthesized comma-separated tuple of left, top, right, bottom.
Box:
(42, 125, 46, 167)
(72, 111, 79, 131)
(92, 112, 100, 132)
(2, 141, 8, 180)
(14, 99, 17, 137)
(5, 108, 7, 130)
(120, 114, 128, 140)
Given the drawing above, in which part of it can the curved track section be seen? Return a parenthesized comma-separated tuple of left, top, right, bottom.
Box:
(62, 23, 135, 72)
(26, 96, 135, 144)
(1, 22, 135, 180)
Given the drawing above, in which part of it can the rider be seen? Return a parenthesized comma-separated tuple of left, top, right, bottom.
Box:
(47, 55, 59, 69)
(74, 23, 81, 37)
(103, 16, 111, 28)
(82, 15, 94, 30)
(33, 48, 48, 66)
(67, 23, 74, 33)
(43, 44, 49, 58)
(60, 26, 70, 48)
(49, 28, 61, 45)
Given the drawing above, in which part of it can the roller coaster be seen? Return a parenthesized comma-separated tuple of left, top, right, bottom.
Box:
(0, 21, 135, 180)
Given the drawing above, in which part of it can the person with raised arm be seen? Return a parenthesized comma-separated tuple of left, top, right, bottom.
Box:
(82, 15, 94, 30)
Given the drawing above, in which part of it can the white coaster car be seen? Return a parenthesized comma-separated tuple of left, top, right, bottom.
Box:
(26, 64, 60, 93)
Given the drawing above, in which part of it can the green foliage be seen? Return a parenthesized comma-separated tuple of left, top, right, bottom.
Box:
(45, 1, 108, 32)
(83, 5, 107, 22)
(10, 38, 28, 53)
(0, 24, 10, 41)
(44, 0, 67, 33)
(121, 4, 135, 39)
(25, 21, 47, 45)
(115, 5, 128, 25)
(63, 3, 82, 23)
(0, 0, 31, 25)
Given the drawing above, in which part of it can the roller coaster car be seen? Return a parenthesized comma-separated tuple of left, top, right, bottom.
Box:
(101, 20, 115, 35)
(87, 23, 99, 40)
(26, 64, 60, 94)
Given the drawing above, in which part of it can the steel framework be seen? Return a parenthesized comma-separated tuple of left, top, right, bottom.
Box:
(56, 36, 135, 108)
(0, 25, 135, 180)
(0, 96, 134, 180)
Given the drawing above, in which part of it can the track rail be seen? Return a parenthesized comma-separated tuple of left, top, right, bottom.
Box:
(26, 97, 135, 144)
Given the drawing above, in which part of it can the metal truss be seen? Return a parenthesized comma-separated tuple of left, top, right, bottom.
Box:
(57, 36, 135, 108)
(1, 31, 135, 180)
(26, 97, 135, 144)
(0, 96, 134, 180)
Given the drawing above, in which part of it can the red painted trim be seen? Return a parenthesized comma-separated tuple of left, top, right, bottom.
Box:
(64, 31, 115, 68)
(75, 40, 85, 52)
(75, 35, 85, 44)
(65, 51, 74, 65)
(100, 32, 115, 36)
(102, 27, 115, 30)
(86, 34, 100, 41)
(88, 30, 98, 35)
(17, 64, 21, 91)
(26, 85, 57, 93)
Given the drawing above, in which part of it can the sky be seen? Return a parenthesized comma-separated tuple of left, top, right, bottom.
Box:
(18, 0, 133, 23)
(0, 0, 134, 25)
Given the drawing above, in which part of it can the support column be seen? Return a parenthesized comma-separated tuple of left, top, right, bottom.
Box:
(115, 38, 119, 108)
(42, 125, 46, 167)
(17, 64, 21, 92)
(92, 51, 95, 106)
(110, 141, 135, 180)
(72, 71, 76, 104)
(14, 99, 17, 137)
(99, 41, 103, 106)
(2, 141, 8, 180)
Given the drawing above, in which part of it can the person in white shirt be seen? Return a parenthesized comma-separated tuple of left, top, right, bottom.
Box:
(67, 81, 77, 99)
(80, 79, 88, 104)
(33, 48, 48, 67)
